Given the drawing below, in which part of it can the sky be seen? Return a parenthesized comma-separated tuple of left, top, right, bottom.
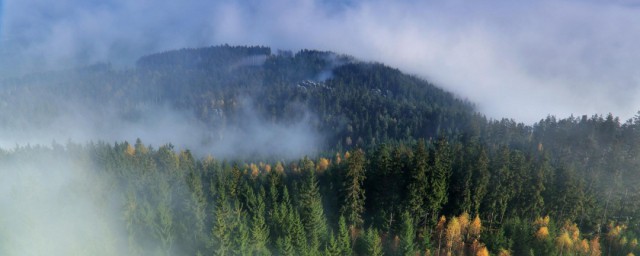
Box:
(1, 0, 640, 123)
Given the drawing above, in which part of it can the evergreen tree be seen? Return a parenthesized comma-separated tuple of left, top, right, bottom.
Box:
(341, 149, 367, 229)
(427, 137, 452, 225)
(472, 148, 490, 217)
(299, 157, 328, 254)
(407, 140, 429, 224)
(337, 215, 352, 255)
(364, 228, 384, 256)
(400, 211, 416, 256)
(250, 187, 271, 255)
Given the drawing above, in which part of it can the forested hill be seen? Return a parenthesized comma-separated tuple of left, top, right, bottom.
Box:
(4, 45, 640, 256)
(0, 45, 476, 153)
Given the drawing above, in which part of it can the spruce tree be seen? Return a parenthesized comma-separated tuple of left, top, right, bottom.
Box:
(337, 215, 352, 255)
(299, 157, 328, 254)
(364, 228, 384, 256)
(341, 149, 366, 229)
(400, 211, 416, 256)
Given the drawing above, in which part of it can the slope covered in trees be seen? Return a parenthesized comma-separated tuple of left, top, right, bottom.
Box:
(0, 45, 474, 152)
(1, 45, 640, 255)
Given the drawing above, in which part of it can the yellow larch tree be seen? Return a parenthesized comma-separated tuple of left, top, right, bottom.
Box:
(589, 236, 602, 256)
(275, 162, 285, 174)
(556, 231, 573, 256)
(469, 215, 482, 239)
(316, 157, 330, 172)
(476, 246, 489, 256)
(125, 143, 135, 156)
(445, 217, 462, 255)
(458, 212, 470, 240)
(250, 163, 259, 179)
(498, 248, 511, 256)
(435, 215, 447, 256)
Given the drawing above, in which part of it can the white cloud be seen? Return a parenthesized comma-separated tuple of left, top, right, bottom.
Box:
(2, 0, 640, 123)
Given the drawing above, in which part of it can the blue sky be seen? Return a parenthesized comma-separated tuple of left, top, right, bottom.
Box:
(1, 0, 639, 123)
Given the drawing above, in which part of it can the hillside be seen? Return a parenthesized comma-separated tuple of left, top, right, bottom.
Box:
(0, 45, 475, 154)
(1, 45, 640, 255)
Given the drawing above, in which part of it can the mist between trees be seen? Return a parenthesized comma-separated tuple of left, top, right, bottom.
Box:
(1, 46, 640, 255)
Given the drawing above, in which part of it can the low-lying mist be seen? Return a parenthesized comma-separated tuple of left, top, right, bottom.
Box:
(0, 147, 126, 255)
(0, 95, 322, 160)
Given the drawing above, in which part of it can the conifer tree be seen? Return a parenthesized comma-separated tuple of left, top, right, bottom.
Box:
(337, 215, 352, 255)
(299, 157, 328, 254)
(400, 211, 416, 256)
(250, 187, 270, 255)
(428, 137, 452, 225)
(364, 228, 384, 256)
(407, 140, 429, 224)
(341, 149, 366, 229)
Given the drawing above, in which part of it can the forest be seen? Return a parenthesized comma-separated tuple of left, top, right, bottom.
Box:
(1, 45, 640, 255)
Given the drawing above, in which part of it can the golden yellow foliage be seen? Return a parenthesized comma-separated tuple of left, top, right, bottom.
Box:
(590, 236, 602, 256)
(620, 236, 628, 247)
(125, 143, 135, 156)
(534, 215, 550, 227)
(627, 253, 635, 256)
(608, 224, 626, 241)
(556, 231, 573, 254)
(317, 157, 330, 172)
(631, 238, 638, 248)
(476, 246, 489, 256)
(250, 163, 259, 179)
(458, 212, 470, 238)
(536, 226, 550, 240)
(498, 248, 511, 256)
(264, 164, 272, 173)
(469, 215, 482, 238)
(446, 217, 461, 251)
(437, 215, 447, 233)
(577, 239, 590, 255)
(275, 162, 285, 174)
(344, 151, 351, 159)
(564, 222, 580, 242)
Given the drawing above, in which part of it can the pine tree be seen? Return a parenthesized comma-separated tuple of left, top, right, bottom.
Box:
(400, 211, 416, 256)
(299, 157, 328, 254)
(325, 232, 341, 256)
(407, 140, 429, 224)
(223, 199, 251, 256)
(250, 187, 271, 255)
(427, 137, 452, 225)
(341, 149, 366, 229)
(277, 235, 295, 256)
(472, 148, 490, 217)
(337, 215, 352, 255)
(212, 195, 232, 256)
(364, 228, 384, 256)
(290, 209, 308, 255)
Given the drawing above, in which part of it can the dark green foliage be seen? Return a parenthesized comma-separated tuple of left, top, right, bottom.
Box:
(406, 140, 429, 224)
(337, 215, 352, 255)
(400, 211, 416, 256)
(6, 45, 640, 255)
(298, 158, 328, 255)
(341, 149, 366, 229)
(364, 228, 384, 256)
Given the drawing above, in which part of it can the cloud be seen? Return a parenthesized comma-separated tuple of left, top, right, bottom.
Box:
(0, 94, 322, 159)
(0, 147, 127, 255)
(2, 0, 640, 122)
